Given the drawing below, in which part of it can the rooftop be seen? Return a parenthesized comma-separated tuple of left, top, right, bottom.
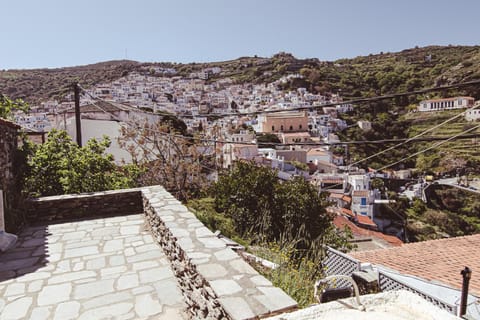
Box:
(0, 186, 298, 320)
(351, 234, 480, 296)
(0, 214, 186, 319)
(352, 190, 369, 197)
(266, 290, 458, 320)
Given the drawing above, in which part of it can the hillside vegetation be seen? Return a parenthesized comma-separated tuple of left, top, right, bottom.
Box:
(2, 45, 480, 105)
(2, 46, 480, 171)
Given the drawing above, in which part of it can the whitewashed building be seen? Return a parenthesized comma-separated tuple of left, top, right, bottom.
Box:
(465, 106, 480, 121)
(417, 96, 475, 112)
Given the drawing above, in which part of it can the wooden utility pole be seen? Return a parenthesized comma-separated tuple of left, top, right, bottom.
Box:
(73, 83, 82, 146)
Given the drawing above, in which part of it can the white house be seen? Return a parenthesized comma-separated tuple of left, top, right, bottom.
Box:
(358, 120, 372, 131)
(465, 107, 480, 121)
(228, 130, 256, 143)
(417, 96, 475, 112)
(306, 148, 332, 164)
(222, 143, 258, 169)
(348, 174, 370, 191)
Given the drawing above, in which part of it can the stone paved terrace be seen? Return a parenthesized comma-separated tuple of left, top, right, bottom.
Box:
(0, 186, 298, 319)
(0, 214, 187, 319)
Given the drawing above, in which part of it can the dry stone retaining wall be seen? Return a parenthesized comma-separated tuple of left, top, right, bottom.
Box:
(25, 189, 144, 223)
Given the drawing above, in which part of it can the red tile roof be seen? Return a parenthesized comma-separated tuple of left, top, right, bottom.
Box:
(322, 179, 343, 184)
(329, 193, 344, 199)
(350, 234, 480, 296)
(422, 96, 474, 103)
(352, 190, 369, 197)
(334, 216, 403, 247)
(342, 195, 352, 203)
(340, 208, 354, 218)
(355, 215, 377, 228)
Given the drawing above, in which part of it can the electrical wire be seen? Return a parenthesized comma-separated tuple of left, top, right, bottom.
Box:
(79, 79, 480, 119)
(77, 84, 480, 148)
(378, 122, 480, 171)
(347, 102, 480, 168)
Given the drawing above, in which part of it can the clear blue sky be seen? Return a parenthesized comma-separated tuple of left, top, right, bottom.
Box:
(1, 0, 479, 69)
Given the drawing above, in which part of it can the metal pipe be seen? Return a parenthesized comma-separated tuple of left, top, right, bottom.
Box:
(314, 274, 365, 311)
(460, 267, 472, 317)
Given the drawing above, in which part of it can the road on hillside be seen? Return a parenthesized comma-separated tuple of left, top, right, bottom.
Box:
(435, 178, 480, 194)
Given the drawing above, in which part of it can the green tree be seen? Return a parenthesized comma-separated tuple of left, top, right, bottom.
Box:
(257, 133, 281, 148)
(25, 129, 137, 197)
(0, 94, 29, 119)
(213, 162, 341, 251)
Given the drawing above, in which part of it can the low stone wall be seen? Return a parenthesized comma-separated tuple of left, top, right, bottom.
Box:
(25, 189, 144, 223)
(23, 186, 297, 319)
(142, 186, 297, 320)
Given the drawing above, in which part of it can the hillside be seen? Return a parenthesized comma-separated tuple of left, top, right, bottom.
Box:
(2, 45, 480, 171)
(0, 60, 141, 104)
(2, 45, 480, 105)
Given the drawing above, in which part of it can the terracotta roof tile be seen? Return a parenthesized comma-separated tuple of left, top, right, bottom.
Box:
(355, 215, 377, 228)
(329, 193, 344, 199)
(333, 216, 403, 247)
(350, 234, 480, 296)
(352, 190, 369, 197)
(340, 208, 354, 218)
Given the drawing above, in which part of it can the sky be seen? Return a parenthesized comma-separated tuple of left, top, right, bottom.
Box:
(1, 0, 479, 70)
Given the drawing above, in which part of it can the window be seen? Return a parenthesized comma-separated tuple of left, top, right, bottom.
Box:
(458, 99, 463, 106)
(360, 212, 367, 216)
(281, 125, 284, 131)
(272, 125, 275, 131)
(361, 198, 367, 206)
(289, 125, 293, 131)
(299, 124, 303, 130)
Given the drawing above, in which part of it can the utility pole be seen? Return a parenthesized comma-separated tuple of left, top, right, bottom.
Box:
(73, 83, 82, 146)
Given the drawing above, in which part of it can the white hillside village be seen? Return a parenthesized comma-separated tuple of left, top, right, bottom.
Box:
(12, 66, 479, 248)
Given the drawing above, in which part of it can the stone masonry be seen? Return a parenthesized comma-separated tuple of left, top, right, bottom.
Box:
(26, 189, 144, 223)
(0, 118, 19, 194)
(0, 214, 187, 319)
(18, 186, 298, 319)
(0, 118, 20, 232)
(142, 186, 298, 319)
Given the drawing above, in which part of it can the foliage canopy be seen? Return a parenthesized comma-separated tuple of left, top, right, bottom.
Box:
(24, 129, 137, 197)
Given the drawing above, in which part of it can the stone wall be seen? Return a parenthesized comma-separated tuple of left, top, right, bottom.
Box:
(24, 186, 298, 319)
(0, 118, 20, 231)
(0, 119, 19, 193)
(25, 189, 144, 223)
(142, 186, 297, 320)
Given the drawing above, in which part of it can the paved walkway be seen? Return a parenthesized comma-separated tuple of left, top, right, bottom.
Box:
(0, 214, 187, 320)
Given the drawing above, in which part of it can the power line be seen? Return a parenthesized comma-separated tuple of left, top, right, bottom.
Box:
(68, 95, 480, 147)
(76, 83, 480, 148)
(79, 79, 480, 119)
(78, 83, 480, 143)
(378, 122, 480, 171)
(347, 102, 480, 168)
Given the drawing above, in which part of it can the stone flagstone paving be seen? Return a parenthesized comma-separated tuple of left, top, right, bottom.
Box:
(0, 214, 187, 320)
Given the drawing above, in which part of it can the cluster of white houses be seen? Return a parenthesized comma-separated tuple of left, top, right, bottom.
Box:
(11, 69, 479, 242)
